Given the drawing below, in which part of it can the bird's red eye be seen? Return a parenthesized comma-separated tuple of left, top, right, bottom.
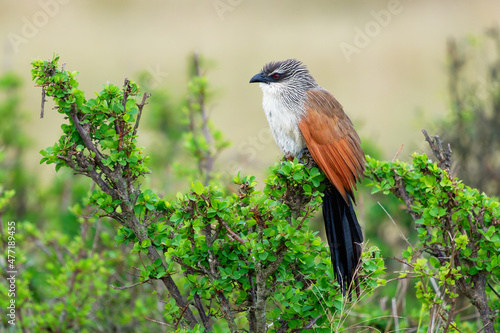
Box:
(273, 73, 280, 79)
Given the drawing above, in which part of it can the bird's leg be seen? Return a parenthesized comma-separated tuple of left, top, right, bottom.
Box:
(296, 147, 310, 161)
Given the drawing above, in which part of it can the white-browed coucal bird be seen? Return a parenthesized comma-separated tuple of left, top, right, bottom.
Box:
(249, 59, 365, 295)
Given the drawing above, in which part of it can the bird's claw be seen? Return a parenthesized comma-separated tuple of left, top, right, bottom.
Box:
(297, 148, 316, 168)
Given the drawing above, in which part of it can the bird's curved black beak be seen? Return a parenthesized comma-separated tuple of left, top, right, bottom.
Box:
(249, 72, 270, 84)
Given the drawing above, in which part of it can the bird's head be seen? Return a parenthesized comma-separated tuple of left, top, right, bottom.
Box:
(249, 59, 317, 93)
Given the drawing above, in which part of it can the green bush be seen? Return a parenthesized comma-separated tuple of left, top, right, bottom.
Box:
(26, 54, 386, 332)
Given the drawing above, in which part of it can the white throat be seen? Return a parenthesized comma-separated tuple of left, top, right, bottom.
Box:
(259, 82, 307, 156)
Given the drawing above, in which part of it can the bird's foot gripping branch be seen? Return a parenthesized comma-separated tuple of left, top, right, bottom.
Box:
(32, 55, 385, 332)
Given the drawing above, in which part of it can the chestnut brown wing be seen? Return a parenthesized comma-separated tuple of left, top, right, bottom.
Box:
(298, 88, 365, 203)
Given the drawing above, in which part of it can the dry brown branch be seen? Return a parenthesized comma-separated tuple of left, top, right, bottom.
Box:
(216, 216, 246, 245)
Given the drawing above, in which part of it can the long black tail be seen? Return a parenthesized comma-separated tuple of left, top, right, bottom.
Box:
(322, 186, 363, 296)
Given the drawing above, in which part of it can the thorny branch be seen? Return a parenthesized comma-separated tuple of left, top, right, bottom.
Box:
(216, 215, 246, 245)
(422, 129, 452, 173)
(367, 129, 497, 333)
(38, 85, 200, 329)
(133, 91, 151, 137)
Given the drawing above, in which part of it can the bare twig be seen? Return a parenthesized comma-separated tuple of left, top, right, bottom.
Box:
(392, 144, 404, 162)
(143, 315, 174, 328)
(133, 92, 151, 137)
(216, 216, 246, 245)
(295, 206, 311, 231)
(422, 129, 452, 172)
(173, 303, 192, 329)
(40, 87, 46, 118)
(487, 282, 500, 299)
(110, 279, 150, 290)
(377, 202, 413, 249)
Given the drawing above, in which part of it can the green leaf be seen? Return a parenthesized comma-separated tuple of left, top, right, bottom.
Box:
(193, 181, 204, 195)
(429, 257, 440, 268)
(141, 239, 152, 248)
(259, 252, 269, 260)
(154, 258, 162, 267)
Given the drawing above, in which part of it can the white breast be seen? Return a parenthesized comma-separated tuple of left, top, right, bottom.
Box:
(260, 83, 306, 156)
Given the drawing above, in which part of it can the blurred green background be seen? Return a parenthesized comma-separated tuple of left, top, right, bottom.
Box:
(2, 0, 499, 182)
